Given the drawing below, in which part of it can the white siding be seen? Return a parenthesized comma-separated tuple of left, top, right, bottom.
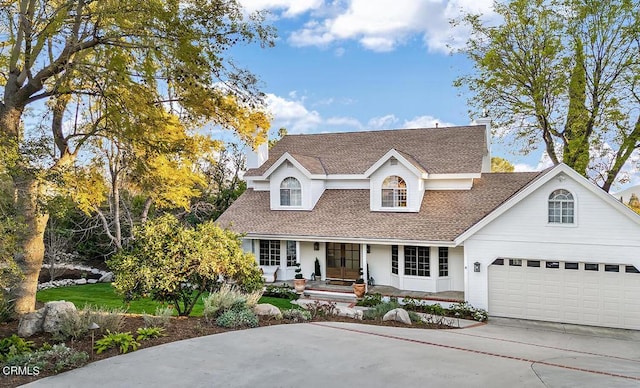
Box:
(465, 175, 640, 312)
(269, 164, 325, 210)
(424, 179, 473, 190)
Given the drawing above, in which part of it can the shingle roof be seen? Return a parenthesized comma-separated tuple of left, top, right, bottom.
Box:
(216, 172, 544, 242)
(245, 125, 487, 177)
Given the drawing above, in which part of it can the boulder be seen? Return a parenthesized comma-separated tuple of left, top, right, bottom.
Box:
(75, 278, 87, 285)
(382, 308, 412, 325)
(99, 272, 113, 283)
(87, 279, 98, 284)
(18, 308, 46, 337)
(43, 301, 78, 334)
(253, 303, 282, 319)
(336, 306, 363, 320)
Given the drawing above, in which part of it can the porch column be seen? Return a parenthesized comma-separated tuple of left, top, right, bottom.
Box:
(362, 244, 368, 293)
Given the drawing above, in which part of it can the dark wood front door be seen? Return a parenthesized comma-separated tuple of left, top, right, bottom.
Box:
(326, 243, 360, 280)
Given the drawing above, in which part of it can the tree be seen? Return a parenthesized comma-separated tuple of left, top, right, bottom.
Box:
(628, 193, 640, 214)
(107, 214, 263, 316)
(491, 157, 515, 172)
(0, 1, 274, 313)
(457, 0, 640, 192)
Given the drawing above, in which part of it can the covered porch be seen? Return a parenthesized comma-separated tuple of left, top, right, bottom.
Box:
(273, 280, 464, 304)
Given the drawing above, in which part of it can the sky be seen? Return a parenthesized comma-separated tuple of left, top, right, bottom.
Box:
(225, 0, 638, 192)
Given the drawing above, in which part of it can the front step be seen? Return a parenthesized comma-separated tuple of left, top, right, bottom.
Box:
(303, 289, 356, 303)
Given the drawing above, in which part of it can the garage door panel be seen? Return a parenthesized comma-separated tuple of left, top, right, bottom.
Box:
(488, 260, 640, 330)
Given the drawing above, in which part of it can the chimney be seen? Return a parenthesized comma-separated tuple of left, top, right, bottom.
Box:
(247, 141, 268, 169)
(473, 115, 492, 173)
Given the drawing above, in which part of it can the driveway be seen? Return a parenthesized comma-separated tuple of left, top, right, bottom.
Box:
(24, 321, 640, 387)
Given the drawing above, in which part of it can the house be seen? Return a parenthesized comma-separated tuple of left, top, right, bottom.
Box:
(216, 120, 640, 330)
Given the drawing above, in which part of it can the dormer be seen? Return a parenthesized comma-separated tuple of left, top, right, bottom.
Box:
(365, 149, 426, 212)
(265, 153, 326, 210)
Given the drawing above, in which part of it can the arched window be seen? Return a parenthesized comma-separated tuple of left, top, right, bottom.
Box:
(280, 177, 301, 206)
(548, 189, 574, 224)
(382, 176, 407, 207)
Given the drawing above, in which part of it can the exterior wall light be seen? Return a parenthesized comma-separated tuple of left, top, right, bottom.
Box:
(314, 242, 320, 251)
(474, 262, 481, 272)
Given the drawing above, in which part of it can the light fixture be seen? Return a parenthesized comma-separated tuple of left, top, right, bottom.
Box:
(314, 242, 319, 251)
(367, 245, 371, 254)
(474, 262, 481, 272)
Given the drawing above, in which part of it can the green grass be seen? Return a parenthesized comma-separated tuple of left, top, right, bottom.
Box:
(37, 283, 298, 316)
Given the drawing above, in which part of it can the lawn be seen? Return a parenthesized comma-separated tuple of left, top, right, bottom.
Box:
(37, 283, 297, 316)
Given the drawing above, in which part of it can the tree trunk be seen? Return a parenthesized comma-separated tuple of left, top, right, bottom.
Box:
(13, 178, 49, 314)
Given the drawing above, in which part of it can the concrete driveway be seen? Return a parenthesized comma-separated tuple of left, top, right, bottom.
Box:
(24, 321, 640, 388)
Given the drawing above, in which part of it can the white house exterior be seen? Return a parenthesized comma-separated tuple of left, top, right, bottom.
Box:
(217, 122, 640, 330)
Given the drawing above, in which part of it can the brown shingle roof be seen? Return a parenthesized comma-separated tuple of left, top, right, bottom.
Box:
(245, 125, 486, 177)
(216, 172, 544, 242)
(288, 153, 326, 175)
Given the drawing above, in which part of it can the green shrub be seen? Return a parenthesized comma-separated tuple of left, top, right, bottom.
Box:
(282, 309, 311, 322)
(408, 311, 423, 323)
(449, 302, 488, 322)
(136, 327, 166, 341)
(54, 305, 126, 341)
(215, 308, 259, 328)
(94, 331, 140, 354)
(4, 344, 88, 373)
(263, 285, 298, 300)
(143, 306, 174, 328)
(356, 293, 383, 307)
(0, 297, 15, 323)
(305, 301, 337, 319)
(0, 334, 35, 362)
(423, 303, 445, 316)
(203, 284, 261, 321)
(362, 301, 401, 320)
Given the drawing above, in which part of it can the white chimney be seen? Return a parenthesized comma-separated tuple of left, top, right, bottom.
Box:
(247, 141, 268, 169)
(473, 116, 492, 173)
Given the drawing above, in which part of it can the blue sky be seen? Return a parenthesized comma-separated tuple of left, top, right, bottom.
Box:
(228, 0, 638, 191)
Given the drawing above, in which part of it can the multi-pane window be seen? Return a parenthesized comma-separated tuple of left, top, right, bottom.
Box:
(438, 247, 448, 277)
(259, 240, 280, 266)
(286, 241, 297, 267)
(382, 176, 407, 207)
(391, 245, 398, 274)
(280, 177, 302, 206)
(404, 246, 429, 276)
(548, 189, 574, 224)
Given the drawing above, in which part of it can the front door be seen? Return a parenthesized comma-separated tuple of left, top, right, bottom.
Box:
(326, 243, 360, 280)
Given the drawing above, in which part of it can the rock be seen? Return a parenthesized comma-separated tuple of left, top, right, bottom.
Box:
(99, 272, 113, 283)
(253, 303, 282, 319)
(75, 278, 87, 285)
(87, 279, 98, 284)
(336, 306, 363, 320)
(382, 308, 412, 325)
(43, 301, 77, 334)
(18, 308, 46, 337)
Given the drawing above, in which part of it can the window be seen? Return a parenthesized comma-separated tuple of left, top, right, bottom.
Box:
(492, 258, 504, 265)
(509, 259, 522, 266)
(280, 177, 301, 206)
(286, 241, 297, 267)
(546, 261, 559, 269)
(527, 260, 540, 267)
(259, 240, 279, 266)
(382, 176, 407, 207)
(404, 246, 429, 276)
(548, 189, 574, 224)
(585, 263, 599, 271)
(604, 264, 620, 272)
(565, 262, 579, 270)
(626, 265, 640, 273)
(391, 245, 398, 275)
(439, 247, 448, 277)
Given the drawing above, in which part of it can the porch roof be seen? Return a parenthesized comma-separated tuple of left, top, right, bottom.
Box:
(216, 172, 543, 242)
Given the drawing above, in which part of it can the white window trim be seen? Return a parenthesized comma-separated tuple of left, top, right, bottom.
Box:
(547, 188, 578, 227)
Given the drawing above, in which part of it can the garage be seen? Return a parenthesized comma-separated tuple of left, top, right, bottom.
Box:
(488, 258, 640, 330)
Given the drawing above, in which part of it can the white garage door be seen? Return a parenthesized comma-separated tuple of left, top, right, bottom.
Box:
(488, 259, 640, 330)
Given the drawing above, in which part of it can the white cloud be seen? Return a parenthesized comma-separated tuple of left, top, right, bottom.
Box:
(513, 163, 538, 172)
(239, 0, 324, 17)
(368, 114, 399, 129)
(287, 0, 495, 53)
(265, 93, 322, 132)
(403, 115, 454, 129)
